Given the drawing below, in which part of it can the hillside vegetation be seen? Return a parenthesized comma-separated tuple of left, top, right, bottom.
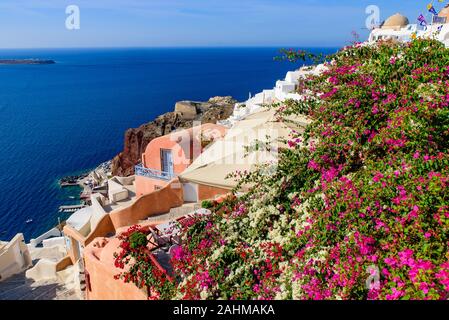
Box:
(172, 39, 449, 300)
(117, 39, 449, 300)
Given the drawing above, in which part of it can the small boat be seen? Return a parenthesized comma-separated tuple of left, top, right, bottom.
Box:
(26, 219, 33, 224)
(69, 196, 76, 199)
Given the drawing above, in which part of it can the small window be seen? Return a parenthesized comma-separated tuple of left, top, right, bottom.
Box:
(160, 149, 174, 175)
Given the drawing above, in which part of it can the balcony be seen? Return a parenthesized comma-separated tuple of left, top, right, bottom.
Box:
(135, 164, 175, 181)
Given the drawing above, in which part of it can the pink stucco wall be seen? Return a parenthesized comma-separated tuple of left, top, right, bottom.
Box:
(109, 178, 184, 230)
(84, 237, 148, 300)
(197, 184, 231, 201)
(135, 176, 167, 197)
(84, 219, 172, 300)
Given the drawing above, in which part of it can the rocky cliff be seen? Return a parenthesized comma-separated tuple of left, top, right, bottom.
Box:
(111, 96, 237, 176)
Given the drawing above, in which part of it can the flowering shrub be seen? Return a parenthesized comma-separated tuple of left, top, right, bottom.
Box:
(171, 39, 449, 300)
(114, 39, 448, 300)
(113, 225, 176, 300)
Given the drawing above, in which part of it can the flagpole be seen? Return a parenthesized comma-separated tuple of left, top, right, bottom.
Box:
(429, 0, 435, 25)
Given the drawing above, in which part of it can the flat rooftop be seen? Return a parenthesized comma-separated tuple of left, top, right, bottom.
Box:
(103, 184, 137, 213)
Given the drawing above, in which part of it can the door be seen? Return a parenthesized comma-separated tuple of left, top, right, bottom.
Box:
(182, 183, 198, 202)
(161, 149, 174, 176)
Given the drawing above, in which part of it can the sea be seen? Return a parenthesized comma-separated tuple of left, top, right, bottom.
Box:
(0, 47, 337, 241)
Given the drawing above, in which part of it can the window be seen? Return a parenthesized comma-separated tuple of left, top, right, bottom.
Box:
(433, 16, 447, 24)
(160, 149, 174, 175)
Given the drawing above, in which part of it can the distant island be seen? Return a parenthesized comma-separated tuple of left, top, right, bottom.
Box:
(0, 59, 56, 65)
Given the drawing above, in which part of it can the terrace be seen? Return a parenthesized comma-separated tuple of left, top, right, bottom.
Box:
(83, 208, 211, 300)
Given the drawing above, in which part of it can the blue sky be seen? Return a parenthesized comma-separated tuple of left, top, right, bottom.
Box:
(0, 0, 441, 48)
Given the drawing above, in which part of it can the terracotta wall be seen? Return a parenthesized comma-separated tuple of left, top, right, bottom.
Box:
(84, 220, 176, 300)
(109, 179, 183, 230)
(135, 175, 168, 198)
(56, 255, 73, 272)
(84, 243, 147, 300)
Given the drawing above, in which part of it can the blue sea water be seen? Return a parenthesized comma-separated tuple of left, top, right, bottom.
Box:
(0, 47, 337, 241)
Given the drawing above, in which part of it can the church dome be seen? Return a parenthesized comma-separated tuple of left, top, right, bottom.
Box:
(381, 13, 409, 30)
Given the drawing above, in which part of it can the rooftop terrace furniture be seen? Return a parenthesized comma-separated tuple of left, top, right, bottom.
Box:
(191, 208, 212, 216)
(147, 227, 171, 248)
(155, 221, 182, 245)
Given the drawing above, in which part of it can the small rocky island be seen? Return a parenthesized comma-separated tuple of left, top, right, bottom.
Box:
(0, 59, 56, 65)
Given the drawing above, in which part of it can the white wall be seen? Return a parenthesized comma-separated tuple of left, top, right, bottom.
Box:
(108, 178, 130, 203)
(183, 183, 199, 202)
(0, 234, 32, 282)
(114, 175, 135, 186)
(42, 237, 66, 248)
(29, 228, 62, 248)
(285, 71, 303, 84)
(66, 207, 92, 237)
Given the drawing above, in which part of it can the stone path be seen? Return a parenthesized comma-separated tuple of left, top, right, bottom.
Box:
(0, 244, 81, 300)
(0, 271, 79, 300)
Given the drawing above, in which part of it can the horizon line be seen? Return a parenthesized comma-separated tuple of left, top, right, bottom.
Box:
(0, 45, 343, 50)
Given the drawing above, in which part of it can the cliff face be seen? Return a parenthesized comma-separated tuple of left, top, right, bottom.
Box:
(111, 96, 237, 177)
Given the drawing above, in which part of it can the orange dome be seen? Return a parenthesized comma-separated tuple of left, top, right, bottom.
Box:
(381, 13, 409, 30)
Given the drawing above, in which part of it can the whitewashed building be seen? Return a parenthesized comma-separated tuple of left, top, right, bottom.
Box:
(369, 8, 449, 47)
(220, 64, 327, 127)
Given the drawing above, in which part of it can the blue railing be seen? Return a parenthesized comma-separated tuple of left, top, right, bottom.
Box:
(135, 164, 175, 181)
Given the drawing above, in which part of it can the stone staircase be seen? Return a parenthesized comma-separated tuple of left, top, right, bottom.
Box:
(0, 271, 79, 300)
(145, 202, 201, 223)
(0, 243, 82, 300)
